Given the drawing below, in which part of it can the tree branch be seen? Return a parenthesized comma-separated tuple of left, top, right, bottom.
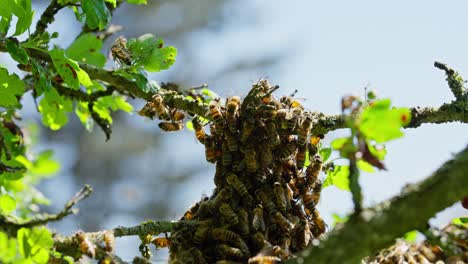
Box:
(287, 144, 468, 264)
(31, 0, 64, 38)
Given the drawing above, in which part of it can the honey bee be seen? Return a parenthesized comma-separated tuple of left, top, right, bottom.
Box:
(308, 135, 323, 156)
(171, 109, 186, 122)
(226, 173, 252, 204)
(192, 117, 206, 144)
(260, 146, 273, 169)
(259, 104, 277, 119)
(265, 121, 280, 146)
(217, 244, 245, 259)
(310, 207, 327, 237)
(279, 139, 297, 160)
(248, 255, 281, 264)
(293, 219, 311, 250)
(198, 188, 231, 216)
(244, 145, 257, 174)
(311, 180, 322, 205)
(273, 182, 287, 213)
(285, 107, 303, 131)
(272, 211, 294, 231)
(297, 114, 313, 146)
(305, 155, 322, 184)
(214, 161, 225, 187)
(152, 94, 172, 121)
(224, 130, 239, 151)
(103, 230, 115, 252)
(302, 191, 317, 214)
(152, 237, 171, 248)
(226, 96, 240, 133)
(252, 206, 266, 232)
(295, 144, 307, 169)
(219, 203, 239, 226)
(237, 209, 250, 237)
(204, 136, 217, 163)
(232, 151, 241, 172)
(257, 189, 277, 214)
(251, 232, 270, 251)
(76, 231, 95, 258)
(181, 201, 201, 220)
(209, 100, 225, 131)
(272, 245, 289, 260)
(194, 225, 210, 244)
(158, 121, 184, 132)
(240, 119, 255, 143)
(222, 142, 233, 167)
(111, 36, 132, 65)
(212, 228, 249, 255)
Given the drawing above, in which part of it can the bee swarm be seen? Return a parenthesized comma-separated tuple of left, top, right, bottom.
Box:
(141, 80, 326, 263)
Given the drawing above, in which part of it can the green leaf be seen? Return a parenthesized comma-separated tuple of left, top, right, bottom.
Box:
(0, 67, 25, 108)
(186, 120, 194, 131)
(66, 33, 106, 67)
(403, 230, 418, 243)
(368, 143, 387, 160)
(113, 69, 159, 93)
(127, 0, 147, 4)
(31, 150, 60, 176)
(12, 0, 34, 36)
(323, 165, 350, 191)
(5, 38, 29, 64)
(332, 213, 349, 226)
(75, 102, 94, 131)
(359, 99, 411, 143)
(357, 159, 375, 173)
(0, 15, 12, 35)
(38, 88, 72, 130)
(50, 49, 93, 90)
(319, 147, 332, 162)
(0, 194, 16, 213)
(331, 137, 349, 150)
(0, 231, 17, 262)
(17, 227, 53, 264)
(81, 0, 111, 30)
(304, 148, 311, 167)
(30, 59, 52, 96)
(128, 34, 177, 72)
(452, 217, 468, 226)
(92, 95, 133, 124)
(105, 0, 117, 7)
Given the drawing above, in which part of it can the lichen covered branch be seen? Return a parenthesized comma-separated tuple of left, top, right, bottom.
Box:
(287, 144, 468, 264)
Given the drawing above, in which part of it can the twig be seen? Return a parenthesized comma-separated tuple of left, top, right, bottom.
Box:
(113, 220, 200, 237)
(31, 0, 64, 38)
(349, 159, 362, 213)
(287, 144, 468, 264)
(434, 61, 468, 101)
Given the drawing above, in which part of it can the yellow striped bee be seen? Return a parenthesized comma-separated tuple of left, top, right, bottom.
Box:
(76, 231, 95, 258)
(297, 114, 313, 146)
(265, 121, 280, 146)
(222, 142, 233, 167)
(237, 209, 250, 237)
(248, 255, 281, 264)
(244, 145, 257, 174)
(226, 173, 252, 204)
(111, 36, 132, 66)
(252, 206, 266, 232)
(198, 188, 231, 216)
(310, 207, 327, 237)
(192, 117, 206, 144)
(226, 96, 240, 133)
(219, 203, 239, 226)
(224, 130, 239, 151)
(152, 237, 171, 248)
(209, 100, 225, 131)
(204, 136, 217, 163)
(103, 230, 115, 252)
(181, 201, 201, 220)
(306, 155, 322, 184)
(302, 191, 317, 214)
(217, 244, 245, 259)
(257, 189, 277, 213)
(193, 225, 210, 244)
(171, 109, 186, 122)
(295, 144, 307, 169)
(273, 182, 287, 213)
(272, 245, 289, 260)
(279, 139, 297, 159)
(240, 119, 255, 143)
(152, 94, 171, 121)
(272, 211, 294, 231)
(311, 180, 323, 205)
(212, 228, 249, 255)
(158, 121, 184, 132)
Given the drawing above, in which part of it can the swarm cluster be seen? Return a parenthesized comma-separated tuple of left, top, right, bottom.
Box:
(141, 80, 326, 263)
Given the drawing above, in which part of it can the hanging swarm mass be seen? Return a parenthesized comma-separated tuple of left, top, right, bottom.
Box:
(140, 80, 327, 263)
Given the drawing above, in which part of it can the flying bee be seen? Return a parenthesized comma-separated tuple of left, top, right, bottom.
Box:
(76, 231, 95, 258)
(219, 203, 239, 226)
(103, 230, 115, 252)
(226, 173, 253, 204)
(222, 142, 233, 167)
(217, 244, 245, 259)
(158, 121, 183, 132)
(306, 154, 323, 184)
(204, 136, 217, 163)
(224, 130, 239, 151)
(295, 144, 307, 170)
(237, 209, 250, 238)
(152, 94, 172, 121)
(248, 255, 281, 264)
(209, 99, 225, 132)
(244, 145, 257, 174)
(192, 116, 206, 144)
(265, 121, 280, 146)
(240, 119, 255, 143)
(152, 237, 171, 248)
(226, 96, 240, 133)
(297, 114, 313, 146)
(272, 211, 294, 231)
(310, 207, 327, 237)
(111, 36, 132, 66)
(252, 206, 266, 232)
(273, 182, 288, 213)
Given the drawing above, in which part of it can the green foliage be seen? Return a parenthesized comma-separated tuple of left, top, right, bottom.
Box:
(17, 227, 53, 264)
(66, 33, 106, 67)
(81, 0, 111, 30)
(127, 0, 147, 4)
(5, 38, 29, 64)
(331, 213, 350, 227)
(0, 0, 34, 36)
(0, 67, 25, 108)
(38, 88, 73, 130)
(49, 49, 93, 90)
(127, 34, 177, 72)
(0, 232, 17, 263)
(0, 193, 16, 213)
(323, 165, 350, 191)
(319, 147, 332, 162)
(402, 230, 418, 243)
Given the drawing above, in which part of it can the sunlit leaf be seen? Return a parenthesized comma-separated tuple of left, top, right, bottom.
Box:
(0, 15, 12, 35)
(6, 38, 29, 64)
(127, 0, 147, 4)
(332, 213, 349, 226)
(0, 67, 25, 108)
(323, 165, 350, 191)
(75, 102, 93, 131)
(319, 147, 332, 162)
(304, 148, 311, 167)
(0, 231, 17, 262)
(186, 120, 194, 131)
(0, 194, 16, 213)
(403, 230, 418, 243)
(38, 88, 73, 130)
(81, 0, 111, 30)
(66, 33, 106, 67)
(17, 227, 53, 264)
(357, 159, 375, 173)
(331, 137, 349, 150)
(49, 49, 93, 90)
(128, 34, 177, 72)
